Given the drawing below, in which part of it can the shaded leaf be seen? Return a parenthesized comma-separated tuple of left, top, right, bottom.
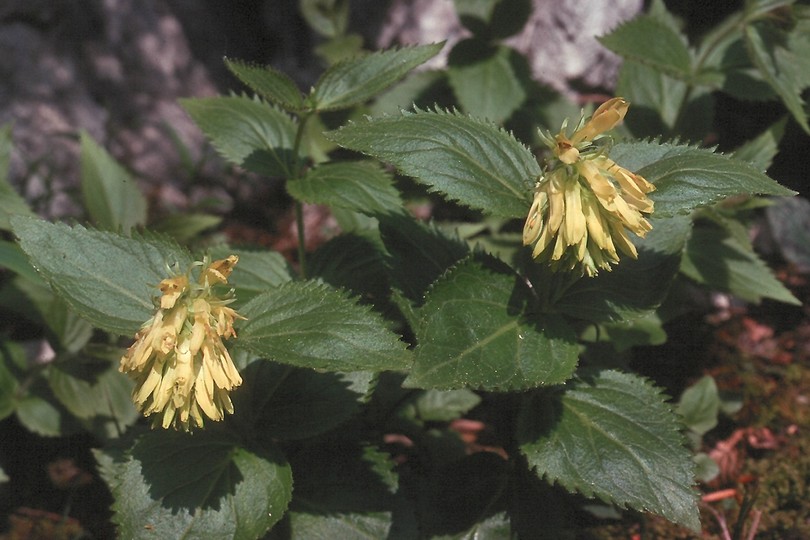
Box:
(310, 43, 444, 111)
(518, 370, 699, 531)
(0, 125, 34, 231)
(181, 96, 298, 177)
(11, 217, 192, 335)
(447, 42, 526, 123)
(553, 215, 692, 323)
(680, 224, 799, 305)
(732, 117, 787, 171)
(237, 281, 409, 372)
(406, 258, 579, 391)
(744, 15, 810, 133)
(287, 161, 403, 216)
(327, 109, 539, 218)
(80, 132, 147, 232)
(299, 0, 349, 38)
(286, 442, 396, 538)
(599, 15, 692, 79)
(95, 430, 291, 540)
(231, 360, 369, 441)
(308, 233, 391, 303)
(677, 375, 720, 436)
(380, 214, 469, 302)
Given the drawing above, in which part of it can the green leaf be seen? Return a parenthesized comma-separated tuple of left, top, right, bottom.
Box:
(380, 214, 469, 302)
(553, 215, 692, 323)
(310, 43, 444, 111)
(610, 141, 796, 217)
(287, 161, 403, 216)
(677, 375, 720, 436)
(732, 117, 787, 171)
(16, 393, 84, 437)
(231, 360, 368, 441)
(95, 430, 292, 540)
(151, 213, 222, 243)
(454, 0, 531, 38)
(237, 281, 409, 372)
(744, 15, 810, 133)
(398, 389, 481, 423)
(181, 96, 298, 177)
(308, 233, 392, 304)
(208, 247, 293, 304)
(80, 132, 147, 232)
(47, 360, 137, 426)
(406, 258, 579, 391)
(299, 0, 349, 38)
(286, 442, 396, 538)
(599, 15, 692, 79)
(680, 224, 799, 305)
(518, 370, 699, 531)
(447, 42, 526, 124)
(327, 109, 540, 218)
(0, 125, 34, 231)
(11, 217, 192, 335)
(0, 239, 39, 279)
(224, 57, 305, 111)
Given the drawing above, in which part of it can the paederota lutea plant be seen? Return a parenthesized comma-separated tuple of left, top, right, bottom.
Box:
(0, 0, 805, 537)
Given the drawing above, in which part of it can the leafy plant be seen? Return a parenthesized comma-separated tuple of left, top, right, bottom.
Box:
(0, 0, 805, 537)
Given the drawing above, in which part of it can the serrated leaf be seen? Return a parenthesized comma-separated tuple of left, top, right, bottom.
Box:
(80, 131, 147, 232)
(231, 360, 367, 441)
(447, 42, 526, 123)
(224, 57, 305, 111)
(11, 217, 192, 335)
(610, 141, 796, 217)
(327, 110, 540, 218)
(406, 259, 579, 391)
(677, 375, 720, 436)
(599, 15, 692, 79)
(518, 370, 699, 531)
(237, 281, 409, 372)
(744, 16, 810, 133)
(552, 215, 692, 323)
(181, 96, 298, 177)
(680, 224, 799, 305)
(380, 214, 470, 302)
(0, 125, 34, 231)
(310, 43, 444, 111)
(287, 161, 403, 216)
(95, 430, 292, 540)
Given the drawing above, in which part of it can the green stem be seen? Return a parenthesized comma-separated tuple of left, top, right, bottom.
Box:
(290, 113, 312, 278)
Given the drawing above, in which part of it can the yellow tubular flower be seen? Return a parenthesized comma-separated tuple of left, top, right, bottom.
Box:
(120, 255, 245, 431)
(523, 98, 655, 277)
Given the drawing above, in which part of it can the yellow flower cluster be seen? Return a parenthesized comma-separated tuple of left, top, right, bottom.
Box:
(120, 255, 244, 431)
(523, 98, 655, 277)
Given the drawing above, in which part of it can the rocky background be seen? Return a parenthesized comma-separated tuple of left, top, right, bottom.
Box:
(0, 0, 642, 223)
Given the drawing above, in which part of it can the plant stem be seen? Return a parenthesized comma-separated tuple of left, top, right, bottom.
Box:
(290, 113, 312, 278)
